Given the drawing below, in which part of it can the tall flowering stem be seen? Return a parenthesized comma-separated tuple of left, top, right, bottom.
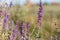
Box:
(19, 21, 26, 40)
(20, 21, 24, 35)
(0, 10, 10, 40)
(10, 20, 21, 40)
(37, 0, 43, 39)
(3, 13, 10, 32)
(5, 2, 8, 8)
(9, 1, 13, 7)
(37, 0, 43, 26)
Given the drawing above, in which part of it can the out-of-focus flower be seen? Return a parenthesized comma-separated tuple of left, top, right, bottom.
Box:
(9, 1, 13, 7)
(10, 20, 19, 40)
(19, 21, 26, 40)
(5, 2, 8, 8)
(4, 13, 9, 23)
(26, 22, 30, 29)
(26, 22, 30, 40)
(19, 21, 24, 35)
(17, 31, 21, 40)
(3, 13, 10, 31)
(6, 14, 10, 18)
(4, 18, 7, 23)
(10, 32, 16, 40)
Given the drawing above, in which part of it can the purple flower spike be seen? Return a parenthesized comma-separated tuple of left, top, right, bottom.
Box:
(5, 2, 8, 8)
(20, 26, 23, 35)
(17, 31, 21, 40)
(5, 2, 8, 6)
(19, 21, 26, 40)
(6, 14, 9, 18)
(10, 20, 19, 40)
(25, 22, 30, 40)
(37, 0, 43, 25)
(3, 13, 10, 31)
(5, 13, 10, 18)
(9, 1, 13, 7)
(20, 21, 24, 35)
(4, 13, 9, 23)
(10, 33, 16, 40)
(4, 18, 7, 23)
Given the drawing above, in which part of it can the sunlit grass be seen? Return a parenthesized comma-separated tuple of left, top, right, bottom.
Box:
(0, 4, 60, 40)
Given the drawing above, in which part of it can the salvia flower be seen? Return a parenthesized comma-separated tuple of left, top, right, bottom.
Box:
(36, 0, 43, 39)
(3, 13, 10, 31)
(9, 1, 13, 7)
(5, 2, 8, 8)
(10, 32, 17, 40)
(10, 20, 19, 40)
(17, 31, 21, 40)
(19, 21, 27, 40)
(37, 0, 43, 26)
(4, 14, 9, 23)
(6, 14, 10, 18)
(19, 21, 24, 35)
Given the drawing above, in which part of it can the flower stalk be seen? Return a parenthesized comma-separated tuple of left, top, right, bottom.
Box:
(26, 22, 30, 40)
(37, 0, 43, 39)
(37, 0, 43, 26)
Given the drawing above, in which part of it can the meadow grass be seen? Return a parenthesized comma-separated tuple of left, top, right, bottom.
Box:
(0, 5, 60, 40)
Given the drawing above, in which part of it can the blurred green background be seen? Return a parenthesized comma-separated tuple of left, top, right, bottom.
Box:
(0, 0, 60, 40)
(9, 4, 60, 40)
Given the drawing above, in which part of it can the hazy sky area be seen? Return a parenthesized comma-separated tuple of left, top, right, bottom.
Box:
(0, 0, 60, 5)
